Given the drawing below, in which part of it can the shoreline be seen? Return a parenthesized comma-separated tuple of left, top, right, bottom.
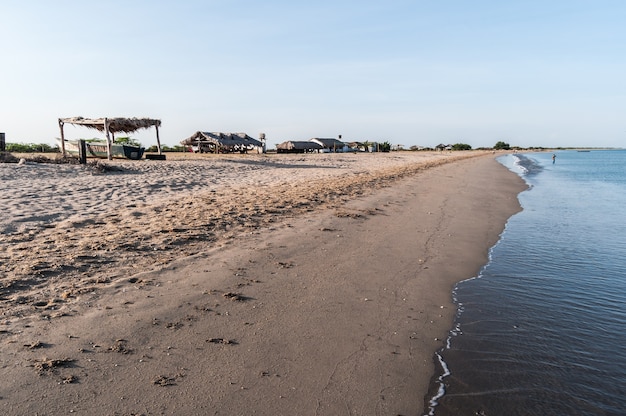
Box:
(0, 152, 526, 415)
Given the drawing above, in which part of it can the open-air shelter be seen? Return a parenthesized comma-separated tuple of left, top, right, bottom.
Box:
(181, 131, 263, 153)
(276, 140, 323, 153)
(58, 117, 162, 160)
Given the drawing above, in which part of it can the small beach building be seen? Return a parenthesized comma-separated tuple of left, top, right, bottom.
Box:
(309, 138, 347, 152)
(276, 141, 323, 153)
(58, 117, 162, 160)
(181, 131, 263, 154)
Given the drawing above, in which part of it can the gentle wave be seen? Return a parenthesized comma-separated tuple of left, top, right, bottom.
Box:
(425, 150, 626, 416)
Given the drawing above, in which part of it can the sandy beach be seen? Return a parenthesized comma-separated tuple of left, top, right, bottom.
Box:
(0, 151, 526, 415)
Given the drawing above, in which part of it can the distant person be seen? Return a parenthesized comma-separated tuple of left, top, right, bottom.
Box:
(552, 153, 556, 164)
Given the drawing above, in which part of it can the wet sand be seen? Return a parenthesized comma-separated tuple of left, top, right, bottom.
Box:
(0, 151, 526, 415)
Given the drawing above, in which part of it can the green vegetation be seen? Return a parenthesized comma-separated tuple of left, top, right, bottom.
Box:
(5, 142, 59, 153)
(1, 138, 571, 157)
(114, 136, 142, 147)
(493, 141, 511, 150)
(452, 143, 472, 150)
(379, 141, 391, 152)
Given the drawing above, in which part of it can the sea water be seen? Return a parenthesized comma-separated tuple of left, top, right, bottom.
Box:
(426, 150, 626, 416)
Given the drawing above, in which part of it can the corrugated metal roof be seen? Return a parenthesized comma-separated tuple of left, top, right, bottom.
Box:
(310, 138, 346, 148)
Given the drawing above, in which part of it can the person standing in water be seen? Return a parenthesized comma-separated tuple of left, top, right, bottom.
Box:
(552, 153, 557, 164)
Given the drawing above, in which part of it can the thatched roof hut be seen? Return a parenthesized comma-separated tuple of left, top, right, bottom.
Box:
(276, 141, 323, 153)
(59, 117, 161, 133)
(181, 131, 263, 153)
(58, 117, 162, 159)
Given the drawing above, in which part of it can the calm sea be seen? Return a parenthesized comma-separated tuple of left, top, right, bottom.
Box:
(425, 150, 626, 416)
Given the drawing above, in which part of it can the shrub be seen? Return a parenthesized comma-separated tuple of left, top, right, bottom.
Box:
(379, 141, 391, 152)
(452, 143, 472, 150)
(5, 143, 59, 153)
(494, 141, 510, 150)
(114, 137, 142, 147)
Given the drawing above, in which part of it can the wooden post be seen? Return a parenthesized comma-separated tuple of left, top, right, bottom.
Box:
(0, 132, 5, 152)
(259, 133, 266, 154)
(58, 119, 66, 156)
(155, 124, 162, 155)
(78, 139, 87, 164)
(104, 118, 112, 160)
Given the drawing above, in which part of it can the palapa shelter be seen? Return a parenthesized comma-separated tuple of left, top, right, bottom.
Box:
(58, 117, 162, 160)
(180, 131, 264, 154)
(276, 140, 323, 153)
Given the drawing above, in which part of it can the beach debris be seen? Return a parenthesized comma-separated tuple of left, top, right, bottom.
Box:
(153, 372, 185, 386)
(233, 267, 247, 276)
(86, 160, 129, 174)
(60, 289, 77, 299)
(153, 375, 177, 387)
(108, 339, 132, 354)
(165, 322, 184, 330)
(32, 357, 74, 374)
(193, 305, 213, 313)
(206, 338, 237, 345)
(222, 292, 249, 302)
(61, 374, 78, 384)
(23, 340, 48, 350)
(335, 210, 363, 219)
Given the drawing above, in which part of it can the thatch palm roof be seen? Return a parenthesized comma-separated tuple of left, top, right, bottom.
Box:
(276, 141, 323, 151)
(59, 117, 161, 133)
(181, 131, 263, 148)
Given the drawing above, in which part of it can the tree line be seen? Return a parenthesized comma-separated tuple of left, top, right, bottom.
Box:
(2, 140, 521, 153)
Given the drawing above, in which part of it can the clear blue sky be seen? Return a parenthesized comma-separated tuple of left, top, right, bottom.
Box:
(2, 0, 625, 149)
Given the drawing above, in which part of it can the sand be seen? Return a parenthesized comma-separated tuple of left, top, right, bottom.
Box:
(0, 151, 526, 415)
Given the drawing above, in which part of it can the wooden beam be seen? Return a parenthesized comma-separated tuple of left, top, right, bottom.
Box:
(78, 139, 87, 164)
(58, 119, 66, 156)
(155, 124, 162, 155)
(104, 117, 113, 160)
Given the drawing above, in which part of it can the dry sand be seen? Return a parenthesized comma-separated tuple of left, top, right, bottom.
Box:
(0, 151, 526, 415)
